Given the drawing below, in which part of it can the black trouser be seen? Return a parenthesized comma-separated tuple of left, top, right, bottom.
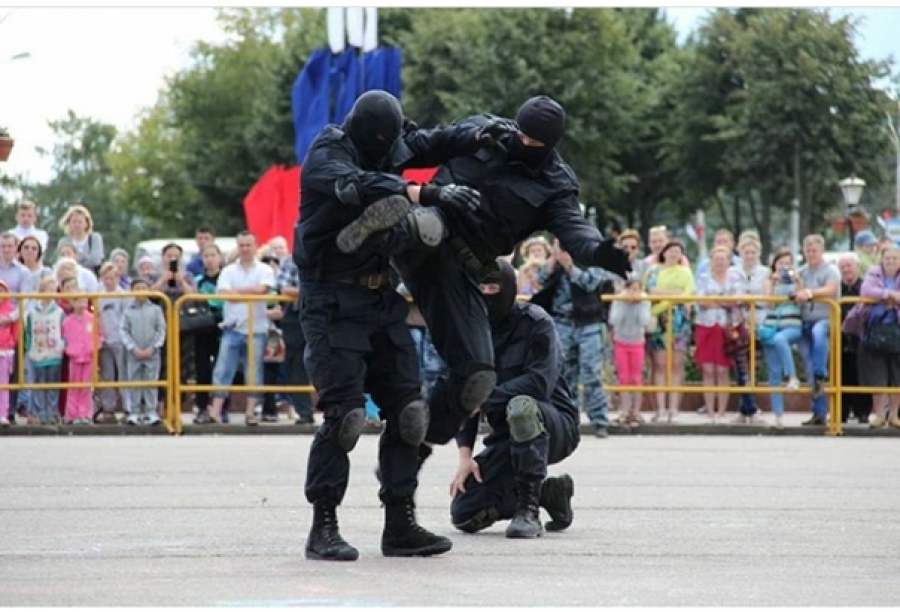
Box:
(193, 327, 221, 412)
(262, 360, 281, 417)
(841, 342, 871, 422)
(281, 309, 313, 419)
(301, 281, 423, 506)
(392, 237, 495, 446)
(450, 397, 581, 526)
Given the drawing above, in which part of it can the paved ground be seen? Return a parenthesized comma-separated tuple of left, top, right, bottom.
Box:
(1, 435, 899, 607)
(3, 408, 898, 438)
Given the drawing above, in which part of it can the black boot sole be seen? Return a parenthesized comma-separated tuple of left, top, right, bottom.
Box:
(336, 196, 410, 254)
(505, 526, 544, 539)
(544, 474, 574, 532)
(305, 548, 359, 562)
(382, 538, 453, 557)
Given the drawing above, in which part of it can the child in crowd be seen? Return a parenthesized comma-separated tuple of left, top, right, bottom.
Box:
(25, 277, 65, 425)
(120, 277, 166, 425)
(608, 279, 652, 427)
(61, 295, 100, 425)
(0, 281, 19, 427)
(97, 262, 128, 422)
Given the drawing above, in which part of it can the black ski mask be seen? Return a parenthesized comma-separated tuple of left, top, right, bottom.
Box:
(480, 258, 518, 327)
(343, 90, 403, 170)
(506, 95, 566, 172)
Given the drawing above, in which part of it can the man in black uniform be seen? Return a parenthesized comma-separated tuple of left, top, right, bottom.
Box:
(295, 90, 501, 562)
(338, 95, 631, 448)
(448, 259, 580, 538)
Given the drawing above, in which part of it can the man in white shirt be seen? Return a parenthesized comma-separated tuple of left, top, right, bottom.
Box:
(207, 231, 275, 426)
(8, 200, 49, 253)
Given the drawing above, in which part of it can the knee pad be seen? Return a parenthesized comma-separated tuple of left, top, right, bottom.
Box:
(336, 407, 366, 452)
(459, 368, 497, 415)
(408, 206, 445, 248)
(398, 400, 429, 447)
(506, 395, 545, 443)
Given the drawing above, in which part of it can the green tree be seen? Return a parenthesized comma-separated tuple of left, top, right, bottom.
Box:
(399, 8, 643, 219)
(13, 111, 147, 257)
(105, 97, 207, 236)
(667, 8, 894, 252)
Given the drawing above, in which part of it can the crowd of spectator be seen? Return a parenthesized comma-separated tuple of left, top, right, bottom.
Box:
(510, 224, 900, 435)
(0, 199, 313, 428)
(1, 196, 898, 434)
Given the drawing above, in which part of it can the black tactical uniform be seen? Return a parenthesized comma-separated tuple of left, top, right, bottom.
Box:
(450, 259, 581, 538)
(294, 90, 483, 562)
(340, 96, 631, 446)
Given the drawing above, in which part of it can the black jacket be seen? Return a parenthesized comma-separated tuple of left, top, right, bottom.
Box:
(530, 265, 612, 326)
(293, 122, 479, 282)
(456, 302, 579, 448)
(421, 114, 609, 270)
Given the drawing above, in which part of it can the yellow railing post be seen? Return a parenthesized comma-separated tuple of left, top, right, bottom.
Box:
(171, 294, 317, 421)
(828, 299, 843, 437)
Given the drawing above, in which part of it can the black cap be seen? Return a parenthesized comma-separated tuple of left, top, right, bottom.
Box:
(344, 90, 403, 169)
(480, 258, 518, 326)
(515, 95, 566, 149)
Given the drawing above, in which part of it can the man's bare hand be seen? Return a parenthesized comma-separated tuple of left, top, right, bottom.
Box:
(448, 458, 482, 498)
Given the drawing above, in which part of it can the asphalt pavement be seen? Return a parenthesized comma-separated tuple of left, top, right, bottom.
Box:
(1, 434, 899, 607)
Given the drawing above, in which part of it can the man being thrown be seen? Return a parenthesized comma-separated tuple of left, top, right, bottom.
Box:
(294, 90, 506, 562)
(336, 94, 631, 454)
(448, 258, 580, 538)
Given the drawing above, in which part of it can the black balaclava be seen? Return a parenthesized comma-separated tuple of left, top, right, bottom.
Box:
(480, 258, 518, 326)
(506, 95, 566, 172)
(343, 90, 403, 170)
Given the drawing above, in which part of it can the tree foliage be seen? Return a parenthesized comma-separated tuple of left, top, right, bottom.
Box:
(1, 7, 896, 257)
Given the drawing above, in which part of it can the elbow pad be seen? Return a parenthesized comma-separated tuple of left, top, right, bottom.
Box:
(334, 176, 362, 206)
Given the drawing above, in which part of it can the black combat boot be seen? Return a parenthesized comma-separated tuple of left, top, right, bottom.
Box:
(540, 474, 574, 532)
(381, 497, 453, 557)
(453, 507, 500, 534)
(505, 480, 543, 539)
(305, 500, 359, 562)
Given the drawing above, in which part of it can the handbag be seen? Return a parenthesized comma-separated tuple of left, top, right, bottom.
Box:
(863, 309, 900, 355)
(757, 309, 781, 346)
(179, 301, 218, 334)
(725, 307, 751, 357)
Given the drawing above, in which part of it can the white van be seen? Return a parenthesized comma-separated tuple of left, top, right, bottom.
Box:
(133, 237, 239, 272)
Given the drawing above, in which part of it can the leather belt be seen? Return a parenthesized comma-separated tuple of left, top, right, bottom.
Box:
(335, 272, 390, 289)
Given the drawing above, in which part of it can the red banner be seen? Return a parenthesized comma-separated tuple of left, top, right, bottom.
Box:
(243, 165, 438, 250)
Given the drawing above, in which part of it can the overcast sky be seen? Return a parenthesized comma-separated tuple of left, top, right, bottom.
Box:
(1, 7, 897, 184)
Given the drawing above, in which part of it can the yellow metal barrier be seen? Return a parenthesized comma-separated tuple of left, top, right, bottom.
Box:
(601, 294, 845, 436)
(5, 291, 175, 433)
(835, 297, 900, 419)
(171, 293, 316, 433)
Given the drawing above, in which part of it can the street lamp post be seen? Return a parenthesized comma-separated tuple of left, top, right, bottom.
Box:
(839, 175, 866, 248)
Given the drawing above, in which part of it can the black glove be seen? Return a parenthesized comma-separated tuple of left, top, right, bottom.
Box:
(420, 183, 481, 213)
(476, 118, 517, 148)
(402, 116, 419, 133)
(596, 238, 632, 279)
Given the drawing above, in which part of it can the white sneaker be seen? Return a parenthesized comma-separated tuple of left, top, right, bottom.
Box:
(126, 415, 140, 426)
(0, 417, 9, 427)
(147, 414, 161, 426)
(786, 378, 800, 392)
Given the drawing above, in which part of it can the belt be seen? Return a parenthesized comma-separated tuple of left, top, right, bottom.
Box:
(335, 272, 390, 289)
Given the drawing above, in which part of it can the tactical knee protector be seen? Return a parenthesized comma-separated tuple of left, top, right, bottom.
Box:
(336, 407, 367, 452)
(506, 395, 545, 443)
(408, 206, 446, 248)
(398, 400, 429, 447)
(459, 368, 497, 415)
